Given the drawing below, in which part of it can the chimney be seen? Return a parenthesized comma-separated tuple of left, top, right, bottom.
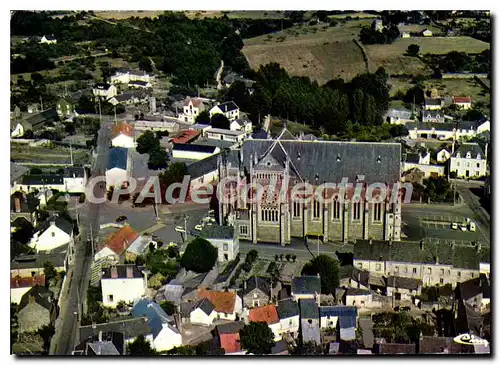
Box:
(369, 239, 373, 245)
(111, 266, 118, 279)
(420, 240, 424, 251)
(98, 331, 102, 342)
(92, 323, 97, 330)
(14, 196, 21, 213)
(50, 220, 56, 227)
(126, 266, 134, 279)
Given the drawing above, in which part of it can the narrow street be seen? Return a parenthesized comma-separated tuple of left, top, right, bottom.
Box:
(50, 123, 110, 355)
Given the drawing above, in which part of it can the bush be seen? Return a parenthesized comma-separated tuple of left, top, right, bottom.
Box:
(180, 238, 217, 273)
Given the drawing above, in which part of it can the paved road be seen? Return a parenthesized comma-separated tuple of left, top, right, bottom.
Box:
(50, 123, 110, 355)
(455, 181, 490, 243)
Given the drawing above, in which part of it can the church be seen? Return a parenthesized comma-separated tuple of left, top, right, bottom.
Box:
(217, 129, 403, 246)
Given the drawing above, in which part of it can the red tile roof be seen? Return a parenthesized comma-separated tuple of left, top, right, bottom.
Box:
(112, 122, 134, 138)
(170, 130, 200, 144)
(197, 289, 236, 314)
(11, 275, 45, 288)
(453, 96, 472, 104)
(100, 226, 139, 255)
(220, 333, 241, 353)
(184, 98, 203, 107)
(249, 304, 279, 324)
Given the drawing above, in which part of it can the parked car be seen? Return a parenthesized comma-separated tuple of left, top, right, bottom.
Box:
(469, 221, 476, 232)
(116, 215, 127, 223)
(459, 224, 468, 232)
(175, 226, 185, 233)
(194, 224, 203, 231)
(451, 222, 458, 230)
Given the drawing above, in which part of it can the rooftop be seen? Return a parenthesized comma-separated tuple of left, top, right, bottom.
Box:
(198, 225, 234, 240)
(319, 306, 357, 329)
(111, 122, 134, 139)
(170, 130, 200, 144)
(299, 298, 319, 319)
(197, 289, 237, 314)
(107, 147, 128, 170)
(249, 304, 279, 325)
(292, 276, 321, 296)
(172, 143, 217, 154)
(102, 265, 144, 279)
(243, 276, 270, 297)
(79, 317, 150, 342)
(207, 128, 245, 136)
(213, 101, 239, 113)
(276, 298, 300, 319)
(99, 225, 139, 256)
(385, 276, 422, 290)
(11, 275, 45, 289)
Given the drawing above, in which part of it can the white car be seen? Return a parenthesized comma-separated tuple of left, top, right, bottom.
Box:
(459, 224, 468, 232)
(451, 222, 458, 230)
(469, 222, 476, 232)
(175, 226, 186, 233)
(194, 224, 203, 231)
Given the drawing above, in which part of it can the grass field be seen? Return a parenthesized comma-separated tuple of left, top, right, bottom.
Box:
(11, 144, 90, 165)
(94, 11, 165, 20)
(243, 20, 372, 83)
(365, 36, 489, 76)
(397, 24, 442, 34)
(328, 12, 378, 19)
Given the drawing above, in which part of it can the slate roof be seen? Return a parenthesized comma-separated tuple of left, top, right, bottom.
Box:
(102, 265, 144, 279)
(94, 83, 113, 90)
(193, 297, 215, 315)
(18, 285, 53, 311)
(107, 147, 128, 170)
(214, 101, 239, 113)
(24, 108, 58, 130)
(424, 98, 443, 106)
(345, 288, 372, 296)
(79, 317, 150, 341)
(21, 174, 64, 185)
(385, 276, 422, 290)
(11, 163, 29, 183)
(250, 130, 269, 139)
(319, 306, 357, 329)
(11, 253, 66, 271)
(387, 108, 413, 119)
(241, 140, 401, 183)
(249, 304, 279, 324)
(455, 274, 490, 301)
(418, 122, 456, 131)
(339, 265, 370, 288)
(198, 225, 234, 240)
(456, 299, 483, 335)
(215, 321, 245, 334)
(422, 110, 444, 119)
(292, 276, 321, 295)
(131, 298, 179, 339)
(173, 143, 217, 154)
(129, 80, 150, 87)
(87, 341, 120, 355)
(40, 216, 74, 236)
(299, 298, 319, 319)
(271, 339, 288, 354)
(454, 143, 484, 158)
(353, 240, 486, 270)
(197, 289, 237, 314)
(276, 298, 300, 319)
(405, 152, 420, 164)
(185, 153, 219, 180)
(243, 276, 270, 297)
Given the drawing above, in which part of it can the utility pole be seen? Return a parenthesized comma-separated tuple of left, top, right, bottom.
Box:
(90, 223, 94, 258)
(184, 214, 189, 241)
(114, 106, 117, 125)
(70, 140, 74, 166)
(40, 96, 44, 111)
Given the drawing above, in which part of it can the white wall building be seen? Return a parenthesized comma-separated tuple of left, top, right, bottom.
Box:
(189, 298, 217, 326)
(436, 148, 451, 163)
(111, 122, 135, 149)
(179, 98, 206, 124)
(106, 147, 130, 187)
(450, 143, 487, 178)
(40, 35, 57, 44)
(110, 69, 151, 85)
(209, 101, 240, 121)
(276, 299, 300, 338)
(199, 225, 239, 263)
(134, 120, 180, 133)
(205, 128, 245, 143)
(101, 265, 147, 308)
(93, 83, 118, 99)
(172, 144, 220, 160)
(230, 119, 253, 134)
(29, 217, 73, 252)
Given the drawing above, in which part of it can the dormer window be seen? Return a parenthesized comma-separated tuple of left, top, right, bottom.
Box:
(336, 155, 341, 162)
(376, 156, 382, 163)
(466, 153, 471, 159)
(477, 154, 481, 159)
(456, 152, 461, 158)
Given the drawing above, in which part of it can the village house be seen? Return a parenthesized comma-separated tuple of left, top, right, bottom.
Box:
(319, 306, 357, 341)
(179, 98, 206, 124)
(101, 265, 147, 308)
(17, 285, 58, 333)
(188, 297, 217, 326)
(40, 35, 57, 44)
(11, 108, 59, 137)
(209, 101, 240, 121)
(403, 151, 445, 178)
(11, 275, 46, 304)
(385, 275, 422, 301)
(108, 91, 150, 106)
(436, 148, 451, 163)
(56, 97, 75, 118)
(449, 143, 487, 178)
(401, 31, 411, 38)
(242, 276, 271, 308)
(11, 191, 38, 226)
(339, 265, 370, 289)
(230, 119, 253, 134)
(205, 128, 246, 143)
(134, 119, 179, 133)
(299, 298, 321, 345)
(276, 298, 300, 339)
(291, 276, 321, 301)
(73, 331, 125, 355)
(197, 289, 242, 321)
(213, 321, 245, 354)
(10, 163, 29, 194)
(184, 152, 221, 190)
(110, 68, 151, 85)
(29, 216, 74, 252)
(247, 304, 281, 341)
(218, 131, 403, 245)
(111, 122, 135, 149)
(421, 29, 433, 37)
(172, 143, 220, 160)
(197, 225, 239, 263)
(93, 83, 118, 99)
(386, 108, 415, 124)
(422, 110, 445, 123)
(424, 98, 443, 111)
(131, 298, 182, 352)
(106, 147, 130, 187)
(455, 274, 491, 313)
(94, 225, 140, 264)
(14, 167, 87, 194)
(353, 239, 490, 287)
(452, 96, 472, 110)
(343, 288, 375, 309)
(189, 123, 213, 137)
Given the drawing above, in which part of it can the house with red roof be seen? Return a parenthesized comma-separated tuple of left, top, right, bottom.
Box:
(170, 129, 200, 144)
(179, 98, 207, 124)
(197, 289, 242, 321)
(452, 96, 472, 110)
(111, 122, 135, 148)
(94, 225, 140, 263)
(247, 304, 281, 340)
(213, 321, 245, 354)
(10, 275, 46, 304)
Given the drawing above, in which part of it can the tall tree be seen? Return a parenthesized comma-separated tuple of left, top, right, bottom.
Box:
(180, 238, 217, 273)
(352, 89, 364, 123)
(239, 322, 275, 355)
(301, 254, 340, 295)
(136, 130, 159, 154)
(127, 335, 156, 355)
(210, 113, 230, 129)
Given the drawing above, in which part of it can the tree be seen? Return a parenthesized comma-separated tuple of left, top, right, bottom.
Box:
(195, 110, 210, 124)
(180, 237, 217, 273)
(30, 167, 43, 174)
(136, 130, 158, 154)
(43, 262, 57, 283)
(148, 272, 166, 289)
(246, 249, 259, 264)
(239, 322, 275, 355)
(11, 219, 34, 245)
(210, 113, 230, 129)
(147, 146, 168, 170)
(159, 300, 175, 315)
(127, 335, 156, 355)
(407, 44, 420, 56)
(138, 57, 153, 73)
(285, 254, 291, 262)
(301, 254, 340, 295)
(403, 85, 425, 105)
(159, 162, 187, 189)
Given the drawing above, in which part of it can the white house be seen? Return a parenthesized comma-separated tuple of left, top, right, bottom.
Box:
(189, 298, 217, 326)
(111, 122, 135, 149)
(197, 289, 242, 321)
(386, 109, 415, 125)
(131, 299, 183, 352)
(209, 101, 240, 121)
(63, 167, 87, 194)
(343, 288, 374, 308)
(171, 143, 220, 160)
(230, 119, 253, 134)
(385, 276, 422, 302)
(101, 265, 147, 308)
(11, 275, 46, 304)
(450, 143, 487, 178)
(424, 98, 443, 111)
(110, 69, 151, 85)
(205, 128, 245, 143)
(40, 35, 57, 44)
(247, 304, 281, 341)
(291, 276, 321, 301)
(106, 147, 130, 187)
(319, 306, 357, 341)
(185, 152, 220, 190)
(29, 217, 73, 252)
(401, 32, 411, 38)
(93, 83, 118, 99)
(436, 148, 451, 163)
(94, 226, 139, 263)
(452, 96, 472, 110)
(179, 98, 206, 124)
(276, 298, 300, 339)
(421, 29, 433, 37)
(198, 225, 239, 263)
